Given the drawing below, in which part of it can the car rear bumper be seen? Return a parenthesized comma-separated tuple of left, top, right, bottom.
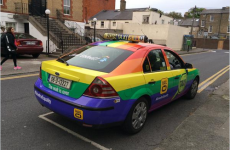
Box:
(17, 46, 43, 54)
(34, 78, 135, 128)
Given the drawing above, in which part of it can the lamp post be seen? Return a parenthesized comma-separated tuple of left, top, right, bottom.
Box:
(93, 18, 97, 42)
(45, 9, 50, 55)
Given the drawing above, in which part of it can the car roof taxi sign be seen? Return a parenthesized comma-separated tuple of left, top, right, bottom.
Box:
(103, 33, 148, 43)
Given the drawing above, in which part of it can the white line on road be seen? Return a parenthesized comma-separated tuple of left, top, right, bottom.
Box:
(39, 112, 111, 150)
(225, 52, 229, 53)
(211, 51, 216, 52)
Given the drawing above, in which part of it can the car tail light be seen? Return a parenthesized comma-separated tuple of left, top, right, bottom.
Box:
(83, 77, 118, 98)
(16, 41, 21, 46)
(39, 41, 43, 46)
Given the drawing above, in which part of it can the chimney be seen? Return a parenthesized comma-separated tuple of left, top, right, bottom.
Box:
(120, 0, 126, 11)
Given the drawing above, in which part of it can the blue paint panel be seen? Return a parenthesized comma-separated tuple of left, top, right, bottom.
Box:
(34, 78, 135, 125)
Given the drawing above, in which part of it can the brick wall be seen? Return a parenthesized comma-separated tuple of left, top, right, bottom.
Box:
(193, 38, 229, 50)
(1, 0, 28, 13)
(48, 0, 82, 22)
(83, 0, 115, 22)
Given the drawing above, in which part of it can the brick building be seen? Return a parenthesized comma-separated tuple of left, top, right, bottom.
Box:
(83, 0, 115, 22)
(0, 0, 116, 56)
(199, 7, 229, 38)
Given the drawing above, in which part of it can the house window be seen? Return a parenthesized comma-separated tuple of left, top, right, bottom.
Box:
(101, 21, 104, 28)
(227, 26, 230, 33)
(125, 22, 129, 23)
(208, 26, 213, 33)
(6, 22, 16, 31)
(113, 22, 116, 26)
(210, 15, 214, 21)
(143, 15, 150, 24)
(162, 20, 165, 24)
(64, 0, 70, 15)
(201, 20, 205, 27)
(228, 15, 230, 21)
(0, 0, 3, 5)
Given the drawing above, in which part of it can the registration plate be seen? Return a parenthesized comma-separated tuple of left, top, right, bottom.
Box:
(49, 75, 72, 89)
(74, 108, 83, 120)
(26, 41, 36, 45)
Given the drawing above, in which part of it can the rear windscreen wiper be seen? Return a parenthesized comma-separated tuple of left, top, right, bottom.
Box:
(57, 57, 69, 66)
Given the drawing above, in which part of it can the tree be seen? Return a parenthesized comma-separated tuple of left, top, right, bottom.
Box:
(185, 7, 205, 18)
(165, 11, 183, 19)
(157, 9, 164, 15)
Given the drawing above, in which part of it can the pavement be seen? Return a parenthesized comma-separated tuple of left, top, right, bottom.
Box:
(154, 79, 229, 150)
(0, 48, 210, 76)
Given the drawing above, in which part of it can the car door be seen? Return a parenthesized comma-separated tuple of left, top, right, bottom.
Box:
(163, 49, 188, 100)
(142, 49, 174, 110)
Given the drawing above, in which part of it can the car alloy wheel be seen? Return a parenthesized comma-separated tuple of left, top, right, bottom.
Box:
(132, 102, 147, 130)
(191, 80, 198, 97)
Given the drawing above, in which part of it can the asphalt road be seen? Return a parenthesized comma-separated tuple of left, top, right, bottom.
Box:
(1, 50, 229, 150)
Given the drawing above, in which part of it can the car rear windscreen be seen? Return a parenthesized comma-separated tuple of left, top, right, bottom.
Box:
(60, 46, 133, 73)
(15, 33, 36, 39)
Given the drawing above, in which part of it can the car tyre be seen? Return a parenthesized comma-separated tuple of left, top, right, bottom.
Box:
(122, 97, 148, 134)
(32, 54, 40, 58)
(185, 78, 198, 100)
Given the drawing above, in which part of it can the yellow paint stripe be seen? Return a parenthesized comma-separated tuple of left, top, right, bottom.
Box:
(1, 73, 39, 80)
(181, 51, 212, 56)
(198, 68, 229, 93)
(199, 65, 230, 87)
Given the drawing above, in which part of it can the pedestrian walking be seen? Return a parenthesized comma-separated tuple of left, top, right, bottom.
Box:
(1, 26, 5, 33)
(0, 27, 21, 70)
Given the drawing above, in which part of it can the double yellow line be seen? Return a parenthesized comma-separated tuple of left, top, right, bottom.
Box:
(198, 65, 230, 93)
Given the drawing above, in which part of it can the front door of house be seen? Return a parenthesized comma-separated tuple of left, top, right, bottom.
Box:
(29, 0, 46, 16)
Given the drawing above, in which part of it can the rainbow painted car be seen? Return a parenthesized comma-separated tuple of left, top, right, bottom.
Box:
(34, 33, 199, 134)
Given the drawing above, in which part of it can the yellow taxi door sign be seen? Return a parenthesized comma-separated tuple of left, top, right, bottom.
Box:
(74, 108, 83, 120)
(160, 78, 168, 94)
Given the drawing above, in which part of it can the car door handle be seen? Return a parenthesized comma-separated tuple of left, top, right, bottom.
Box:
(175, 76, 180, 79)
(148, 81, 156, 84)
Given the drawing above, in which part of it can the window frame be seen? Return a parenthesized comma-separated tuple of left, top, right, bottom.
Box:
(208, 25, 213, 33)
(164, 49, 185, 70)
(210, 15, 214, 21)
(101, 21, 104, 28)
(142, 49, 167, 73)
(63, 0, 71, 15)
(5, 22, 17, 32)
(0, 0, 3, 5)
(143, 15, 150, 24)
(113, 22, 116, 26)
(201, 20, 205, 27)
(227, 26, 230, 33)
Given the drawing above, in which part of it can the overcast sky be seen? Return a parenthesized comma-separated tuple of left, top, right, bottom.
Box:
(115, 0, 230, 16)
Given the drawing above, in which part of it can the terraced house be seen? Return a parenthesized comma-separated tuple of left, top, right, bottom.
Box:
(0, 0, 115, 56)
(199, 7, 229, 39)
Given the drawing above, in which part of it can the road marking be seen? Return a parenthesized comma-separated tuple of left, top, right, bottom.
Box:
(1, 73, 39, 80)
(225, 52, 229, 54)
(39, 112, 111, 150)
(211, 51, 216, 52)
(198, 65, 230, 88)
(198, 67, 229, 93)
(181, 51, 212, 56)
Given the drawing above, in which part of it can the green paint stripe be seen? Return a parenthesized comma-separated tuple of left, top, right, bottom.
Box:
(41, 70, 89, 99)
(98, 41, 119, 46)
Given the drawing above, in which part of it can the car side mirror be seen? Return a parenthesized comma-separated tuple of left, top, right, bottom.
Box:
(185, 63, 193, 69)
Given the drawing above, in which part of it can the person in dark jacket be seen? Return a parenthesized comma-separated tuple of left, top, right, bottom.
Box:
(0, 27, 21, 70)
